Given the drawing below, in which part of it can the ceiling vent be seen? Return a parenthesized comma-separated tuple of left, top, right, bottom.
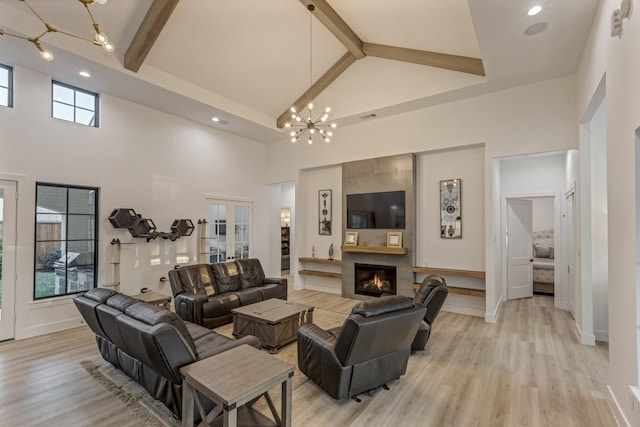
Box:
(359, 113, 377, 120)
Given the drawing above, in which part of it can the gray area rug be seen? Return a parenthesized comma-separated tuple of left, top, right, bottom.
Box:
(80, 358, 181, 426)
(80, 307, 345, 425)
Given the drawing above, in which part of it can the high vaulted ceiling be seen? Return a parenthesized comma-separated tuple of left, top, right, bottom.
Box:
(0, 0, 599, 143)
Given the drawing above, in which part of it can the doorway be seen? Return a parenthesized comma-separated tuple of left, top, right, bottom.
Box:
(505, 195, 560, 302)
(506, 198, 533, 300)
(0, 180, 17, 341)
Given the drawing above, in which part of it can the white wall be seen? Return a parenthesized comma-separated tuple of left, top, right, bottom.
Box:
(591, 99, 609, 343)
(267, 75, 578, 320)
(416, 145, 485, 271)
(532, 197, 554, 232)
(576, 0, 640, 424)
(296, 165, 342, 293)
(500, 153, 566, 195)
(0, 66, 269, 339)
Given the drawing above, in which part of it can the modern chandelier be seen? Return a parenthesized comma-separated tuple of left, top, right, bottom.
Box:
(284, 4, 336, 144)
(0, 0, 114, 62)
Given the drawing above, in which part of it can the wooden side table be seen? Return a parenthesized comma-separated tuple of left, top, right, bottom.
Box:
(131, 291, 172, 309)
(180, 344, 294, 427)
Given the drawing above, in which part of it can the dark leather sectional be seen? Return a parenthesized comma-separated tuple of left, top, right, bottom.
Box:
(168, 258, 287, 328)
(73, 288, 260, 419)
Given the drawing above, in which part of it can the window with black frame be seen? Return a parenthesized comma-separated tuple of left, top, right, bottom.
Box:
(0, 63, 13, 108)
(52, 81, 99, 127)
(34, 183, 99, 299)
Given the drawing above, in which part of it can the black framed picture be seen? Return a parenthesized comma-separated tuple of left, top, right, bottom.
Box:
(319, 189, 332, 235)
(440, 179, 461, 238)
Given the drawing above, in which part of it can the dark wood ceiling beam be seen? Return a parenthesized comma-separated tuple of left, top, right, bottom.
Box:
(277, 52, 356, 129)
(124, 0, 180, 73)
(299, 0, 365, 59)
(363, 42, 485, 76)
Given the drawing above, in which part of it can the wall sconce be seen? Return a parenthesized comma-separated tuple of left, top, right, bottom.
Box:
(611, 0, 633, 38)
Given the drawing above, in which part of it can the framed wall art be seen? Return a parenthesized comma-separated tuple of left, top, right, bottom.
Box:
(344, 231, 358, 246)
(319, 189, 332, 235)
(386, 231, 403, 247)
(440, 179, 462, 239)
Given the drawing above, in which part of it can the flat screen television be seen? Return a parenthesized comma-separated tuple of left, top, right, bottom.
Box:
(346, 191, 405, 229)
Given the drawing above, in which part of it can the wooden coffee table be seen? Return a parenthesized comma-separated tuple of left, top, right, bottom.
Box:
(181, 344, 294, 427)
(232, 299, 314, 353)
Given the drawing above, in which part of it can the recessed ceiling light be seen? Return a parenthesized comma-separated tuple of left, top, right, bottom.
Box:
(528, 5, 542, 16)
(79, 71, 91, 78)
(211, 117, 229, 125)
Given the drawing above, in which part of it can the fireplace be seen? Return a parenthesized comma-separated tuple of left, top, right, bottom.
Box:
(354, 263, 397, 297)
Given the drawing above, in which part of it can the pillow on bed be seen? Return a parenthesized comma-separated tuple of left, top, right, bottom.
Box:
(533, 239, 554, 258)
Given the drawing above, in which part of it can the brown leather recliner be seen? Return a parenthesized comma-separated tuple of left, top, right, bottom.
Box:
(297, 295, 426, 401)
(411, 274, 448, 351)
(168, 258, 287, 328)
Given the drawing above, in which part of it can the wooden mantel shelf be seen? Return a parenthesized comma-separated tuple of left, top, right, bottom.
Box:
(298, 257, 342, 265)
(341, 245, 407, 255)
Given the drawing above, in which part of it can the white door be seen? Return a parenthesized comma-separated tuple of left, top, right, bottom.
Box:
(0, 180, 17, 341)
(566, 192, 576, 317)
(507, 199, 533, 300)
(204, 198, 252, 263)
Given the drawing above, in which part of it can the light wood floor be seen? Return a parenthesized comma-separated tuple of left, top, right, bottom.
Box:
(0, 291, 615, 427)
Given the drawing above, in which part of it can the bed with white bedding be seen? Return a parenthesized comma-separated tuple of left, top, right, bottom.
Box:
(532, 229, 554, 284)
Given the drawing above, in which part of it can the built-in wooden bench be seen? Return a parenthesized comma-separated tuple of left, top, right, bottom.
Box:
(413, 266, 486, 297)
(298, 257, 342, 280)
(413, 266, 485, 279)
(412, 283, 485, 297)
(299, 270, 342, 279)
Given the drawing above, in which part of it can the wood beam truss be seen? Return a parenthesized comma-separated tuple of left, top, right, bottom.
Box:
(124, 0, 180, 73)
(278, 1, 485, 128)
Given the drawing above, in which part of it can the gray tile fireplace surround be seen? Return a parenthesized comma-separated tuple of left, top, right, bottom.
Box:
(341, 154, 415, 300)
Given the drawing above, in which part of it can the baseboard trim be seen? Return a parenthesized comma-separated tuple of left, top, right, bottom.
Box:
(17, 317, 85, 340)
(594, 329, 609, 343)
(442, 302, 484, 318)
(303, 283, 341, 295)
(484, 294, 503, 323)
(607, 385, 631, 427)
(575, 322, 596, 346)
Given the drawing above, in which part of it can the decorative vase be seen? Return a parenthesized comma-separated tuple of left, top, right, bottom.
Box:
(328, 243, 334, 260)
(312, 245, 316, 259)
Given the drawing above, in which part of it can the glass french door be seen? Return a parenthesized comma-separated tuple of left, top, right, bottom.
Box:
(204, 198, 252, 263)
(0, 180, 17, 341)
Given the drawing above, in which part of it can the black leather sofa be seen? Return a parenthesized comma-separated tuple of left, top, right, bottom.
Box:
(168, 258, 287, 328)
(73, 288, 261, 419)
(297, 295, 426, 401)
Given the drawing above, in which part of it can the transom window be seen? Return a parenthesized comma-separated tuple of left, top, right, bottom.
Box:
(34, 183, 99, 300)
(0, 64, 13, 108)
(52, 81, 99, 127)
